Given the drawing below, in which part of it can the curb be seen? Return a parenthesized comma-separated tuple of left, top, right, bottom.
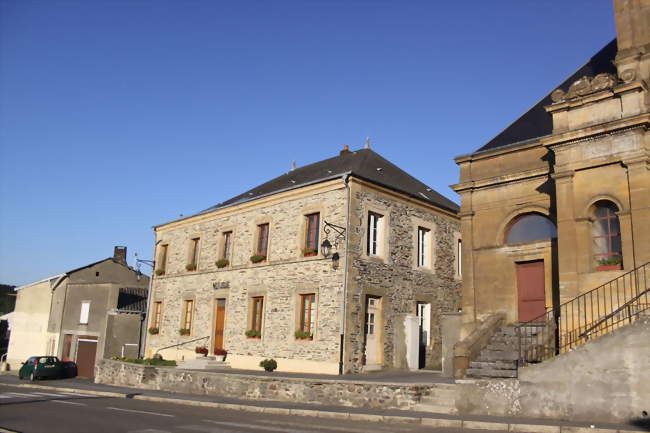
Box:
(5, 383, 641, 433)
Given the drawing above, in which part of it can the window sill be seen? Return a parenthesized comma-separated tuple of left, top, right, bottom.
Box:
(295, 338, 313, 342)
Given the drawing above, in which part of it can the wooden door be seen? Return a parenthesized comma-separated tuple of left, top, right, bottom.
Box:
(76, 338, 97, 378)
(364, 296, 381, 365)
(516, 261, 546, 322)
(213, 299, 226, 353)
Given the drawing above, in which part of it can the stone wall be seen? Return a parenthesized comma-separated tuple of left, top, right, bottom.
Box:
(95, 358, 431, 410)
(344, 182, 462, 372)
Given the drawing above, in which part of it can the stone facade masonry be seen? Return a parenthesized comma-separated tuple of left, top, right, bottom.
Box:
(145, 178, 460, 374)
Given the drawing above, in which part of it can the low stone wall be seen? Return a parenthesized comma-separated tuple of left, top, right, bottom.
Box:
(95, 358, 431, 410)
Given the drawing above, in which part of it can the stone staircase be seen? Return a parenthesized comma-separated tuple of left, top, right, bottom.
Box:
(465, 325, 519, 378)
(176, 356, 231, 370)
(414, 383, 458, 414)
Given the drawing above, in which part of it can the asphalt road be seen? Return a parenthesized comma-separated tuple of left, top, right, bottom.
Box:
(0, 384, 502, 433)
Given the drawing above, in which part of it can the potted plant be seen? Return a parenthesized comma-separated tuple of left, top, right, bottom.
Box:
(148, 327, 160, 335)
(215, 259, 229, 268)
(245, 329, 261, 339)
(214, 348, 227, 362)
(250, 254, 266, 264)
(294, 330, 313, 341)
(259, 358, 277, 372)
(302, 247, 317, 257)
(596, 256, 622, 271)
(195, 346, 209, 356)
(186, 263, 197, 271)
(155, 269, 165, 276)
(179, 328, 191, 336)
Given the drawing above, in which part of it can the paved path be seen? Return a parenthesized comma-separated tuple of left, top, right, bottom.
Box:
(0, 375, 645, 433)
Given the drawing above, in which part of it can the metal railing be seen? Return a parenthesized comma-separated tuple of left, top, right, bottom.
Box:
(517, 261, 650, 367)
(154, 335, 210, 357)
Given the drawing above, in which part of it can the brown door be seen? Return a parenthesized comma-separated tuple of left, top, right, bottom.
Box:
(213, 299, 226, 353)
(516, 261, 546, 322)
(76, 338, 97, 378)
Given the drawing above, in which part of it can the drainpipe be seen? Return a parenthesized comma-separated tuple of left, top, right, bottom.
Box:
(624, 164, 637, 270)
(139, 236, 160, 358)
(339, 173, 351, 375)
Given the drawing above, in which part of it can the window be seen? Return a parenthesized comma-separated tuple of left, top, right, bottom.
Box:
(592, 201, 622, 267)
(152, 301, 163, 329)
(457, 239, 462, 277)
(304, 213, 320, 256)
(367, 212, 383, 256)
(221, 231, 232, 260)
(182, 300, 194, 333)
(417, 227, 430, 267)
(157, 244, 168, 274)
(299, 294, 316, 335)
(188, 238, 200, 270)
(256, 224, 269, 257)
(251, 296, 264, 334)
(79, 301, 90, 324)
(506, 213, 557, 244)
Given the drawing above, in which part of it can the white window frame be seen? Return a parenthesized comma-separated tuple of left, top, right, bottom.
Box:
(79, 301, 90, 324)
(417, 227, 430, 268)
(457, 238, 462, 277)
(367, 212, 383, 256)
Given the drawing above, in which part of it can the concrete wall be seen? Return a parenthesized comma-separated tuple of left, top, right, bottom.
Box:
(6, 280, 55, 367)
(456, 317, 650, 423)
(104, 312, 143, 359)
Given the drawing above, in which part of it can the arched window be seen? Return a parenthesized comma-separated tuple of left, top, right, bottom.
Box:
(505, 213, 557, 244)
(592, 201, 622, 267)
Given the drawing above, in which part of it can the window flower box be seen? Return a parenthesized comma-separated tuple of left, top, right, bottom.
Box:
(155, 269, 165, 276)
(215, 259, 229, 269)
(294, 330, 313, 341)
(596, 257, 622, 271)
(179, 328, 191, 336)
(148, 327, 160, 335)
(185, 263, 197, 271)
(302, 247, 317, 257)
(250, 255, 266, 264)
(245, 329, 261, 339)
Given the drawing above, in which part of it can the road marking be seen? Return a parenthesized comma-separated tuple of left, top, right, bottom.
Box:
(202, 419, 311, 433)
(57, 391, 97, 398)
(107, 407, 175, 417)
(32, 392, 70, 397)
(256, 419, 402, 433)
(51, 400, 86, 406)
(4, 392, 35, 398)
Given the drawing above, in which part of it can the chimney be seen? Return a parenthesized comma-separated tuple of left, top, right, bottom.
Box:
(114, 246, 127, 265)
(340, 145, 350, 156)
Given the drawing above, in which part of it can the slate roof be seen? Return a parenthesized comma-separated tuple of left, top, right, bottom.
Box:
(476, 39, 618, 153)
(198, 148, 459, 215)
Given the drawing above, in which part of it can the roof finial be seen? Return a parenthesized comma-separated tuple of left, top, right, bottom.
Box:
(364, 137, 371, 149)
(291, 160, 297, 171)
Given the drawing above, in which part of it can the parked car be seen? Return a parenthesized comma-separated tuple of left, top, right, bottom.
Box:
(18, 356, 65, 381)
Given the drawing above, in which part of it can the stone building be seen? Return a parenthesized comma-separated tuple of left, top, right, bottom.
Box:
(452, 0, 650, 375)
(6, 247, 149, 378)
(145, 147, 461, 374)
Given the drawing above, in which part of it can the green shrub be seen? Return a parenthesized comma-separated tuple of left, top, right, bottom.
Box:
(110, 356, 176, 367)
(148, 327, 159, 335)
(245, 329, 261, 338)
(294, 330, 313, 340)
(179, 328, 191, 336)
(250, 254, 266, 264)
(155, 269, 165, 276)
(259, 358, 277, 372)
(185, 263, 197, 271)
(215, 259, 229, 268)
(597, 256, 622, 266)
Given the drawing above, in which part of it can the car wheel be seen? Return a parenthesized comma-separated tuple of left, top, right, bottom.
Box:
(29, 372, 36, 381)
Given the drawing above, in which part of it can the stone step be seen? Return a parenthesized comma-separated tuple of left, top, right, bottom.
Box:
(477, 350, 519, 362)
(177, 359, 231, 370)
(466, 368, 517, 378)
(469, 360, 517, 370)
(414, 402, 457, 415)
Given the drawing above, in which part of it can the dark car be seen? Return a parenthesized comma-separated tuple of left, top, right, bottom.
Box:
(18, 356, 65, 381)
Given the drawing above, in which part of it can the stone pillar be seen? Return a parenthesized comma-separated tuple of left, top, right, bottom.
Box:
(614, 0, 650, 82)
(624, 157, 650, 266)
(440, 312, 462, 377)
(459, 209, 476, 339)
(552, 170, 579, 300)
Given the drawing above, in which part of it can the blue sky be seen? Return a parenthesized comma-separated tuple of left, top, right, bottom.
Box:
(0, 0, 615, 286)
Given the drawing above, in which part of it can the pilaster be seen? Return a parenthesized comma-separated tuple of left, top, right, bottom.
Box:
(552, 170, 579, 298)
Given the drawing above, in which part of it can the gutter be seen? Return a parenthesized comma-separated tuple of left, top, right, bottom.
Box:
(339, 173, 351, 375)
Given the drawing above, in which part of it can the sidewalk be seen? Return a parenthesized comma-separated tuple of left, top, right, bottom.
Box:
(0, 374, 646, 433)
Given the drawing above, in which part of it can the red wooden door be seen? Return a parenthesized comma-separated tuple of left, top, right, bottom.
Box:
(213, 299, 226, 353)
(76, 338, 97, 378)
(516, 261, 546, 322)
